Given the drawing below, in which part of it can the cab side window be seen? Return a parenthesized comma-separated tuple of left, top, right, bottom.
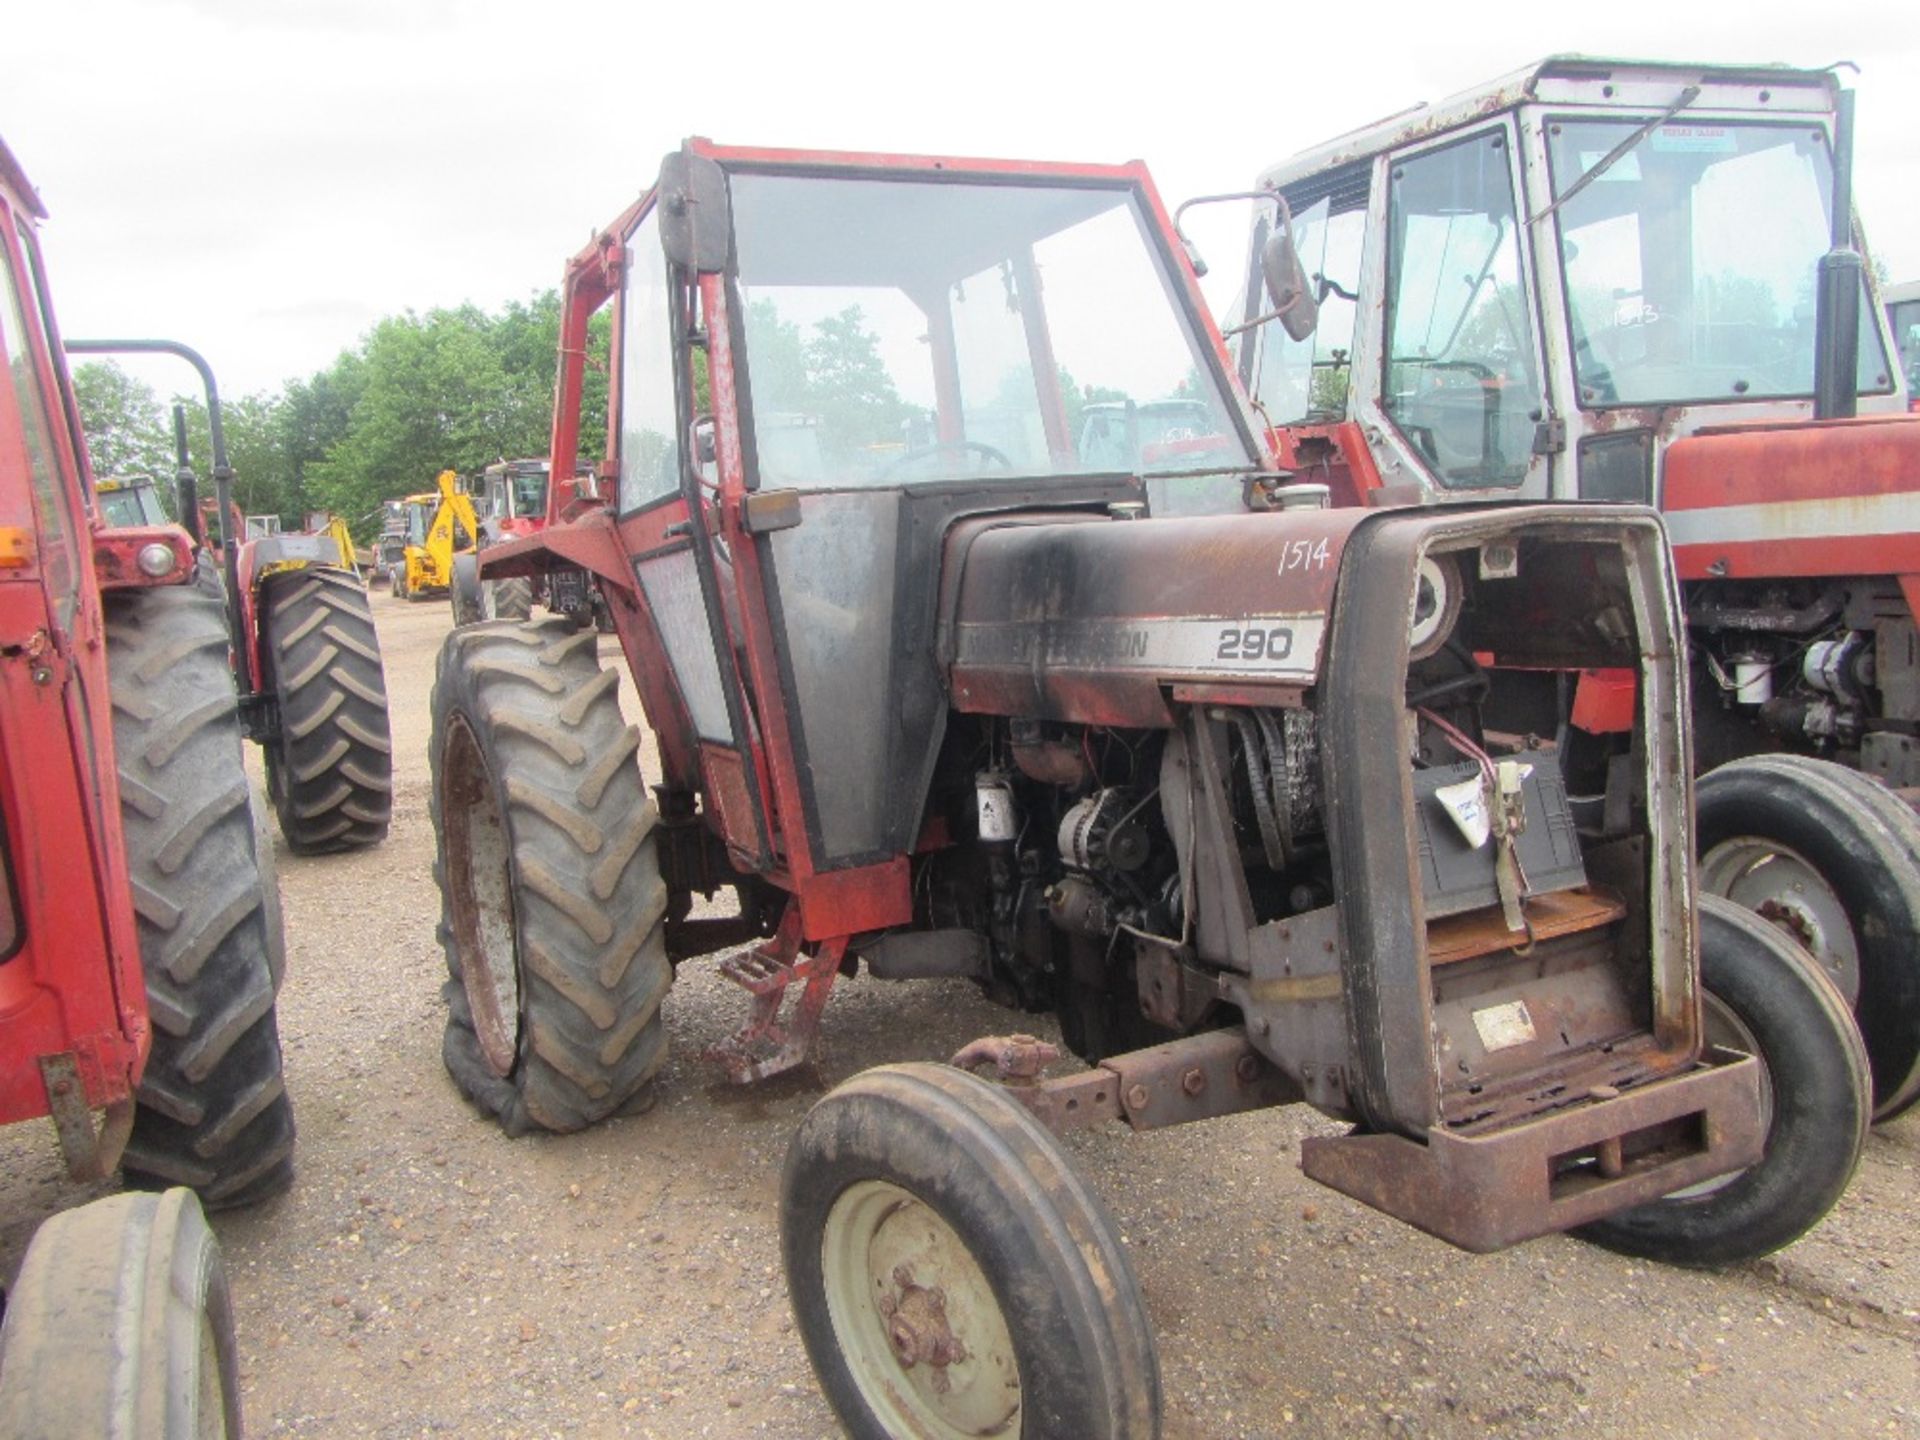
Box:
(619, 209, 683, 513)
(1, 221, 80, 630)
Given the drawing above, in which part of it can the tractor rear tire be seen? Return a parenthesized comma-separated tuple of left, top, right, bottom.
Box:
(491, 576, 533, 622)
(105, 581, 295, 1210)
(783, 1063, 1162, 1440)
(1697, 753, 1920, 1120)
(0, 1189, 241, 1439)
(431, 619, 669, 1135)
(1574, 895, 1870, 1266)
(450, 552, 485, 626)
(260, 566, 393, 854)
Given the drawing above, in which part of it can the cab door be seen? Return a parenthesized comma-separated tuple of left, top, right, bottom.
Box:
(616, 204, 779, 873)
(1353, 119, 1559, 501)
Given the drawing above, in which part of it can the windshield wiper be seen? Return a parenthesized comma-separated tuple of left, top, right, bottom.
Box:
(1535, 84, 1701, 224)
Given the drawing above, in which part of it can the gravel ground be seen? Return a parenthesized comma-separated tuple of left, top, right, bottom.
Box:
(3, 586, 1917, 1439)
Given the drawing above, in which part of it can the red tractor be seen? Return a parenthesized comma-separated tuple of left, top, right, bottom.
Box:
(451, 457, 550, 623)
(65, 338, 394, 856)
(0, 136, 293, 1431)
(1225, 56, 1920, 1122)
(450, 457, 613, 630)
(437, 140, 1867, 1437)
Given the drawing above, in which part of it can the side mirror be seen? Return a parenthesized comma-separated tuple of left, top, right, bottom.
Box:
(657, 146, 731, 272)
(1261, 221, 1320, 343)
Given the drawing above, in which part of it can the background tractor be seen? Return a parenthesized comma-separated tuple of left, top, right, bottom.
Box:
(69, 338, 394, 856)
(1228, 56, 1920, 1122)
(393, 468, 477, 602)
(0, 132, 294, 1433)
(451, 457, 549, 623)
(94, 472, 169, 527)
(431, 141, 1869, 1438)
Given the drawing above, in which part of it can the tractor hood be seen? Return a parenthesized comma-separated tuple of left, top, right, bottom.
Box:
(1661, 413, 1920, 582)
(942, 509, 1367, 727)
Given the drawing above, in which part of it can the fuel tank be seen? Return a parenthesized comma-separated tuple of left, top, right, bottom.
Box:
(943, 509, 1366, 727)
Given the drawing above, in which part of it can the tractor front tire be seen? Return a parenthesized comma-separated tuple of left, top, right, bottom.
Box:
(783, 1063, 1162, 1440)
(260, 566, 393, 854)
(431, 619, 669, 1134)
(1697, 752, 1920, 1119)
(106, 580, 295, 1209)
(0, 1189, 241, 1439)
(1574, 895, 1870, 1266)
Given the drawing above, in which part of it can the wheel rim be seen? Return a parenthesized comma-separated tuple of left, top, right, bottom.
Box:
(197, 1310, 229, 1440)
(820, 1179, 1022, 1439)
(443, 714, 521, 1076)
(1699, 836, 1861, 1005)
(1666, 989, 1777, 1200)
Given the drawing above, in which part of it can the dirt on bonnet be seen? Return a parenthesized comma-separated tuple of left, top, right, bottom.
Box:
(1, 588, 1916, 1439)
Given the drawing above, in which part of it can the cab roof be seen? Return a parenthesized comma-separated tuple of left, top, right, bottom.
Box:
(1257, 55, 1840, 195)
(0, 134, 48, 220)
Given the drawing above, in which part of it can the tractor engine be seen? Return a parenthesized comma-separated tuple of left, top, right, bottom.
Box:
(1688, 577, 1919, 784)
(934, 501, 1701, 1142)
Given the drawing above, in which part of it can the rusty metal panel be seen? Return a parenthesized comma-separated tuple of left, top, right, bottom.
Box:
(698, 743, 759, 859)
(1300, 1050, 1765, 1252)
(1101, 1028, 1301, 1130)
(945, 509, 1364, 724)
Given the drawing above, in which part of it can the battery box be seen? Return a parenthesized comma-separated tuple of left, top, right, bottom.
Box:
(1412, 749, 1586, 919)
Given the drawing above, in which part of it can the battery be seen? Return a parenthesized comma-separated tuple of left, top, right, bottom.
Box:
(1412, 749, 1586, 919)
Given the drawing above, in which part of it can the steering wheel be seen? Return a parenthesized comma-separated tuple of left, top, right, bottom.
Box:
(877, 440, 1014, 479)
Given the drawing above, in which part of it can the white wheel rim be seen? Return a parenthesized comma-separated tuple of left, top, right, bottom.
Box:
(1699, 837, 1861, 1005)
(820, 1180, 1022, 1439)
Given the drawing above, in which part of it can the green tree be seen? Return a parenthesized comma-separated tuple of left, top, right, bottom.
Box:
(176, 390, 303, 527)
(803, 306, 911, 457)
(743, 299, 811, 413)
(70, 361, 172, 480)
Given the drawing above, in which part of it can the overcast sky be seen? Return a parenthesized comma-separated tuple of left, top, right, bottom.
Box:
(7, 0, 1918, 400)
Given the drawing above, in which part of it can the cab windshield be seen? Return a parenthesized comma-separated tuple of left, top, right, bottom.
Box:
(1546, 119, 1893, 407)
(729, 172, 1254, 488)
(507, 467, 547, 518)
(97, 482, 164, 528)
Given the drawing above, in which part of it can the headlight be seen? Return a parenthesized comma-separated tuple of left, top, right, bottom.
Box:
(1409, 553, 1462, 661)
(136, 542, 179, 578)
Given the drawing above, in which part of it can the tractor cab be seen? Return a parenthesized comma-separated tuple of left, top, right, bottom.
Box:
(480, 458, 550, 536)
(519, 142, 1266, 888)
(94, 474, 168, 528)
(402, 493, 435, 547)
(1236, 57, 1909, 508)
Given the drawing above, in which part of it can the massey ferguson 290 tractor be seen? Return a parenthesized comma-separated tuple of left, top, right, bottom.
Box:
(0, 135, 292, 1434)
(433, 141, 1868, 1438)
(1231, 56, 1920, 1122)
